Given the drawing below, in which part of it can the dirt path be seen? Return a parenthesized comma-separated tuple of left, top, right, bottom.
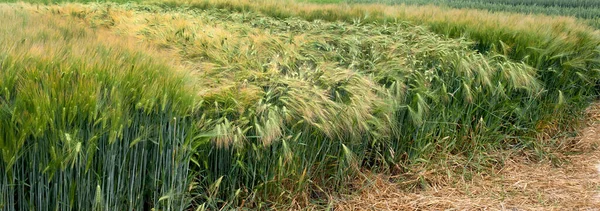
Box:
(336, 103, 600, 210)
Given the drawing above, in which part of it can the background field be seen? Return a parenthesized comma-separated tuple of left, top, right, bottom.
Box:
(0, 0, 598, 210)
(306, 0, 600, 28)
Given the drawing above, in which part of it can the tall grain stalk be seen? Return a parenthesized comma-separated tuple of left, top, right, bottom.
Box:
(0, 6, 199, 210)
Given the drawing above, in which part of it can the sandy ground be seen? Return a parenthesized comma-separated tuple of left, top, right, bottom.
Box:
(336, 103, 600, 210)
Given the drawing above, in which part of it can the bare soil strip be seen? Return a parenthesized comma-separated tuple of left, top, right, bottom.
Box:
(336, 103, 600, 210)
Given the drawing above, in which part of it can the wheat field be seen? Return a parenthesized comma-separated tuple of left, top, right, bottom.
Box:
(0, 0, 598, 210)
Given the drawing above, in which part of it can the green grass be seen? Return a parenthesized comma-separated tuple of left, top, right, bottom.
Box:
(0, 0, 599, 210)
